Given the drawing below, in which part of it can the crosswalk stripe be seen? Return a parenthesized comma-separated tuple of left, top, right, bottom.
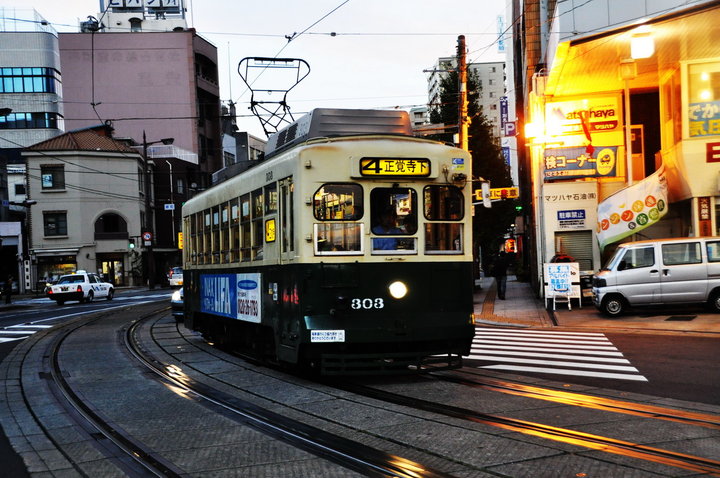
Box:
(473, 345, 624, 356)
(0, 337, 24, 343)
(479, 327, 605, 336)
(468, 355, 639, 372)
(474, 339, 617, 350)
(472, 350, 631, 363)
(481, 365, 649, 382)
(6, 324, 52, 329)
(474, 336, 612, 345)
(0, 331, 38, 335)
(477, 330, 610, 341)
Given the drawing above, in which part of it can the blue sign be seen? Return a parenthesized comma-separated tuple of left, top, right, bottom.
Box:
(200, 274, 236, 319)
(557, 209, 586, 221)
(543, 146, 618, 180)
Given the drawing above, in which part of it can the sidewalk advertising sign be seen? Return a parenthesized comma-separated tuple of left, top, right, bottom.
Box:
(596, 164, 668, 250)
(543, 262, 581, 300)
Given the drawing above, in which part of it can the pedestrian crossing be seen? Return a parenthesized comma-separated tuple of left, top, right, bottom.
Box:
(467, 327, 648, 382)
(0, 324, 53, 344)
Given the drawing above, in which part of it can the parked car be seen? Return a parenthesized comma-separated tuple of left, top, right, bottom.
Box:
(593, 237, 720, 316)
(46, 271, 114, 305)
(167, 267, 183, 287)
(170, 287, 184, 321)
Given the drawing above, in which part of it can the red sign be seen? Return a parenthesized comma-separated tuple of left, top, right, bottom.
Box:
(706, 142, 720, 163)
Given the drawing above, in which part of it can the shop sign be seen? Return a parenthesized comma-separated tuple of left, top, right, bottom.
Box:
(596, 165, 668, 250)
(688, 100, 720, 137)
(543, 146, 618, 180)
(557, 209, 586, 229)
(545, 96, 621, 136)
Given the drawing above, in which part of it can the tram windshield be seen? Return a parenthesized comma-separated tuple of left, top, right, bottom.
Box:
(370, 187, 417, 254)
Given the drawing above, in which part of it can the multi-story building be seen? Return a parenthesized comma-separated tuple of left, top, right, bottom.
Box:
(23, 124, 145, 286)
(0, 8, 63, 291)
(513, 0, 720, 296)
(427, 56, 506, 138)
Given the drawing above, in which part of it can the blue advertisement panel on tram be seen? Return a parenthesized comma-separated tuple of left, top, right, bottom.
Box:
(200, 273, 262, 323)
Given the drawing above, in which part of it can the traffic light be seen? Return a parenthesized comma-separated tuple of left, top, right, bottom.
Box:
(128, 238, 136, 250)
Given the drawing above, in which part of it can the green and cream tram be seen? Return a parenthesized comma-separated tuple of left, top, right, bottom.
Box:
(182, 109, 475, 374)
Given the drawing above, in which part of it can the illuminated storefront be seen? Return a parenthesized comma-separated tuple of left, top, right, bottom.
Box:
(526, 2, 720, 293)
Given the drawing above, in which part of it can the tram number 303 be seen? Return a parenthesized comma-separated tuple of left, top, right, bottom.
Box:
(351, 298, 385, 309)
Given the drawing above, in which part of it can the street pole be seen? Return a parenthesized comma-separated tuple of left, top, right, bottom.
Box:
(143, 131, 156, 290)
(457, 35, 468, 152)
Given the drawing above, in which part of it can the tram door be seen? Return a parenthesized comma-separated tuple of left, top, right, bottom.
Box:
(279, 177, 295, 263)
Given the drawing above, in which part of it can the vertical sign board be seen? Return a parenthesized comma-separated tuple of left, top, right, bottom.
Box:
(543, 262, 581, 300)
(698, 197, 712, 236)
(201, 273, 262, 323)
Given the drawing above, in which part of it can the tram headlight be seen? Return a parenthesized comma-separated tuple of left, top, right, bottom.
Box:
(388, 281, 408, 299)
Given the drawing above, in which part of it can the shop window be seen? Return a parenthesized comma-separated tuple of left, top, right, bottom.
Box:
(687, 61, 720, 138)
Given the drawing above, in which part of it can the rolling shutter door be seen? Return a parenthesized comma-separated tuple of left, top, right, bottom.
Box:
(555, 231, 593, 270)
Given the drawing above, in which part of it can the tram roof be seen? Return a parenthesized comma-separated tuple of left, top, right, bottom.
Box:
(265, 108, 413, 159)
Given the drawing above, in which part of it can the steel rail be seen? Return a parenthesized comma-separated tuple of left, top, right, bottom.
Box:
(126, 316, 453, 478)
(40, 306, 183, 477)
(433, 369, 720, 430)
(334, 380, 720, 476)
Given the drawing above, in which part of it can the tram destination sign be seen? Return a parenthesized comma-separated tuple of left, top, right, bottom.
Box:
(359, 157, 431, 177)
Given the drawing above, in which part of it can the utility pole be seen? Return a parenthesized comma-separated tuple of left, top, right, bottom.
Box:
(143, 131, 156, 290)
(457, 35, 469, 152)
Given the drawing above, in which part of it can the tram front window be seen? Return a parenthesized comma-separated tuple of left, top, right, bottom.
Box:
(370, 187, 417, 254)
(313, 183, 364, 255)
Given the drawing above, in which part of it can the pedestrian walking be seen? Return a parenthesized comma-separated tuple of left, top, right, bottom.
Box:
(3, 275, 13, 304)
(492, 251, 509, 300)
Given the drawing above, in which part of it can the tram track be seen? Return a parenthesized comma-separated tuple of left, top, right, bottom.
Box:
(13, 306, 718, 476)
(141, 314, 720, 477)
(27, 305, 183, 477)
(125, 315, 453, 478)
(333, 378, 720, 476)
(432, 368, 720, 430)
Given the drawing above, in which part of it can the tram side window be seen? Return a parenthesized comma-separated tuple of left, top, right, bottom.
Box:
(424, 185, 464, 254)
(280, 178, 295, 255)
(230, 198, 240, 262)
(202, 210, 211, 264)
(220, 202, 230, 263)
(313, 183, 363, 254)
(370, 187, 417, 254)
(240, 194, 251, 261)
(252, 188, 264, 260)
(212, 205, 221, 263)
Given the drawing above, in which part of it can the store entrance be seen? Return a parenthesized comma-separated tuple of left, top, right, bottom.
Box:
(98, 255, 125, 286)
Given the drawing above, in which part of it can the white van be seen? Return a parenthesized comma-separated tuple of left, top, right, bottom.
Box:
(592, 237, 720, 316)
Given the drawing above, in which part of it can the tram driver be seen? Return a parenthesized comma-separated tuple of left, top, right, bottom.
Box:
(372, 205, 403, 250)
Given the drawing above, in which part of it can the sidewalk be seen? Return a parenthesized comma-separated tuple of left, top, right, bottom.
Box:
(475, 275, 720, 335)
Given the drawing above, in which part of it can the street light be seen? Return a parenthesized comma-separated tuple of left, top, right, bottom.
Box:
(142, 131, 174, 289)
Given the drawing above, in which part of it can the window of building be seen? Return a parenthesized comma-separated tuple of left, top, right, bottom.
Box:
(14, 183, 25, 195)
(687, 61, 720, 138)
(0, 67, 60, 94)
(94, 213, 128, 240)
(44, 211, 67, 236)
(41, 165, 65, 190)
(0, 112, 61, 130)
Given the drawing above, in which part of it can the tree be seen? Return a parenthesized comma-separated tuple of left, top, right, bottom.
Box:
(428, 66, 517, 272)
